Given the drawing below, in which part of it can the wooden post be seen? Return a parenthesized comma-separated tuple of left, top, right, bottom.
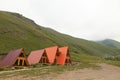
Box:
(22, 60, 24, 66)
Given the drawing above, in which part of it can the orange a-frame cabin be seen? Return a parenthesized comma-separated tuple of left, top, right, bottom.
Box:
(45, 46, 60, 64)
(28, 46, 59, 65)
(28, 49, 49, 65)
(0, 48, 29, 67)
(56, 46, 72, 65)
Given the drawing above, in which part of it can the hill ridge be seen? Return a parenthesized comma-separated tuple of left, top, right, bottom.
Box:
(97, 39, 120, 49)
(0, 11, 120, 57)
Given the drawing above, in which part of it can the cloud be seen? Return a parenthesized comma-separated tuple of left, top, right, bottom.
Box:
(0, 0, 120, 41)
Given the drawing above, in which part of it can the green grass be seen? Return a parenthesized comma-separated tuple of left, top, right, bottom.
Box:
(0, 62, 99, 78)
(0, 52, 102, 77)
(2, 59, 120, 78)
(0, 52, 119, 78)
(0, 11, 120, 57)
(0, 11, 120, 78)
(104, 60, 120, 67)
(71, 52, 104, 63)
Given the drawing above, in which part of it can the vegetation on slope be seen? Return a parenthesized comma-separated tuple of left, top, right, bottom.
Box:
(97, 39, 120, 49)
(1, 11, 120, 79)
(0, 11, 120, 57)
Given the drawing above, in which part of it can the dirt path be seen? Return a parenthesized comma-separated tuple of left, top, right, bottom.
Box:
(50, 63, 120, 80)
(1, 63, 120, 80)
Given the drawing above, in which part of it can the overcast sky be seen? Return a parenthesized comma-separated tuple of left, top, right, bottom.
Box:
(0, 0, 120, 41)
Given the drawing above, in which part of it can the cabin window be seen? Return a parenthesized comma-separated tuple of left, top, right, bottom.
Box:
(19, 53, 24, 57)
(54, 58, 57, 64)
(41, 58, 49, 63)
(40, 54, 49, 64)
(56, 52, 60, 56)
(24, 60, 27, 66)
(43, 53, 46, 57)
(14, 59, 18, 66)
(65, 59, 67, 63)
(65, 59, 71, 64)
(20, 59, 23, 66)
(43, 58, 45, 63)
(65, 59, 69, 63)
(67, 52, 70, 56)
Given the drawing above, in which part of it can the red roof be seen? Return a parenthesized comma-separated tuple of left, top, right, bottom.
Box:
(28, 49, 45, 65)
(0, 48, 28, 67)
(45, 46, 58, 64)
(56, 46, 71, 65)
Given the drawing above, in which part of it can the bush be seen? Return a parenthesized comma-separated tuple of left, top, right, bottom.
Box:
(14, 66, 24, 69)
(0, 67, 10, 71)
(104, 56, 120, 61)
(32, 63, 50, 68)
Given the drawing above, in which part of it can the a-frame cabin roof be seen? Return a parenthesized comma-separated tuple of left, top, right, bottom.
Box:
(45, 46, 58, 64)
(56, 46, 71, 65)
(0, 48, 28, 67)
(28, 49, 45, 65)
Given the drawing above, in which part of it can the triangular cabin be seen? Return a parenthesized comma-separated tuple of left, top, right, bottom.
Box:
(56, 46, 72, 65)
(40, 50, 49, 64)
(28, 49, 49, 65)
(45, 46, 59, 64)
(0, 48, 29, 67)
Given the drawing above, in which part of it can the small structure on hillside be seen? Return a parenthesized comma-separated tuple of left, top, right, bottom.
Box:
(0, 48, 29, 67)
(28, 46, 72, 65)
(56, 46, 72, 65)
(28, 49, 49, 65)
(45, 46, 60, 64)
(28, 46, 59, 65)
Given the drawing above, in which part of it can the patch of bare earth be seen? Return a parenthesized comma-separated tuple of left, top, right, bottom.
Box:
(51, 63, 120, 80)
(1, 63, 120, 80)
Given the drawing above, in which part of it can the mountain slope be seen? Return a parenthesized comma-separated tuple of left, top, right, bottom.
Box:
(97, 39, 120, 49)
(0, 11, 120, 57)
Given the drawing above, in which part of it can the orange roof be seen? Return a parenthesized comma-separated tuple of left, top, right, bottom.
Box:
(56, 46, 71, 65)
(28, 49, 45, 65)
(45, 46, 58, 64)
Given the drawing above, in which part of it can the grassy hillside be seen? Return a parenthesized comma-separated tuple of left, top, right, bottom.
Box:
(97, 39, 120, 49)
(0, 11, 120, 57)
